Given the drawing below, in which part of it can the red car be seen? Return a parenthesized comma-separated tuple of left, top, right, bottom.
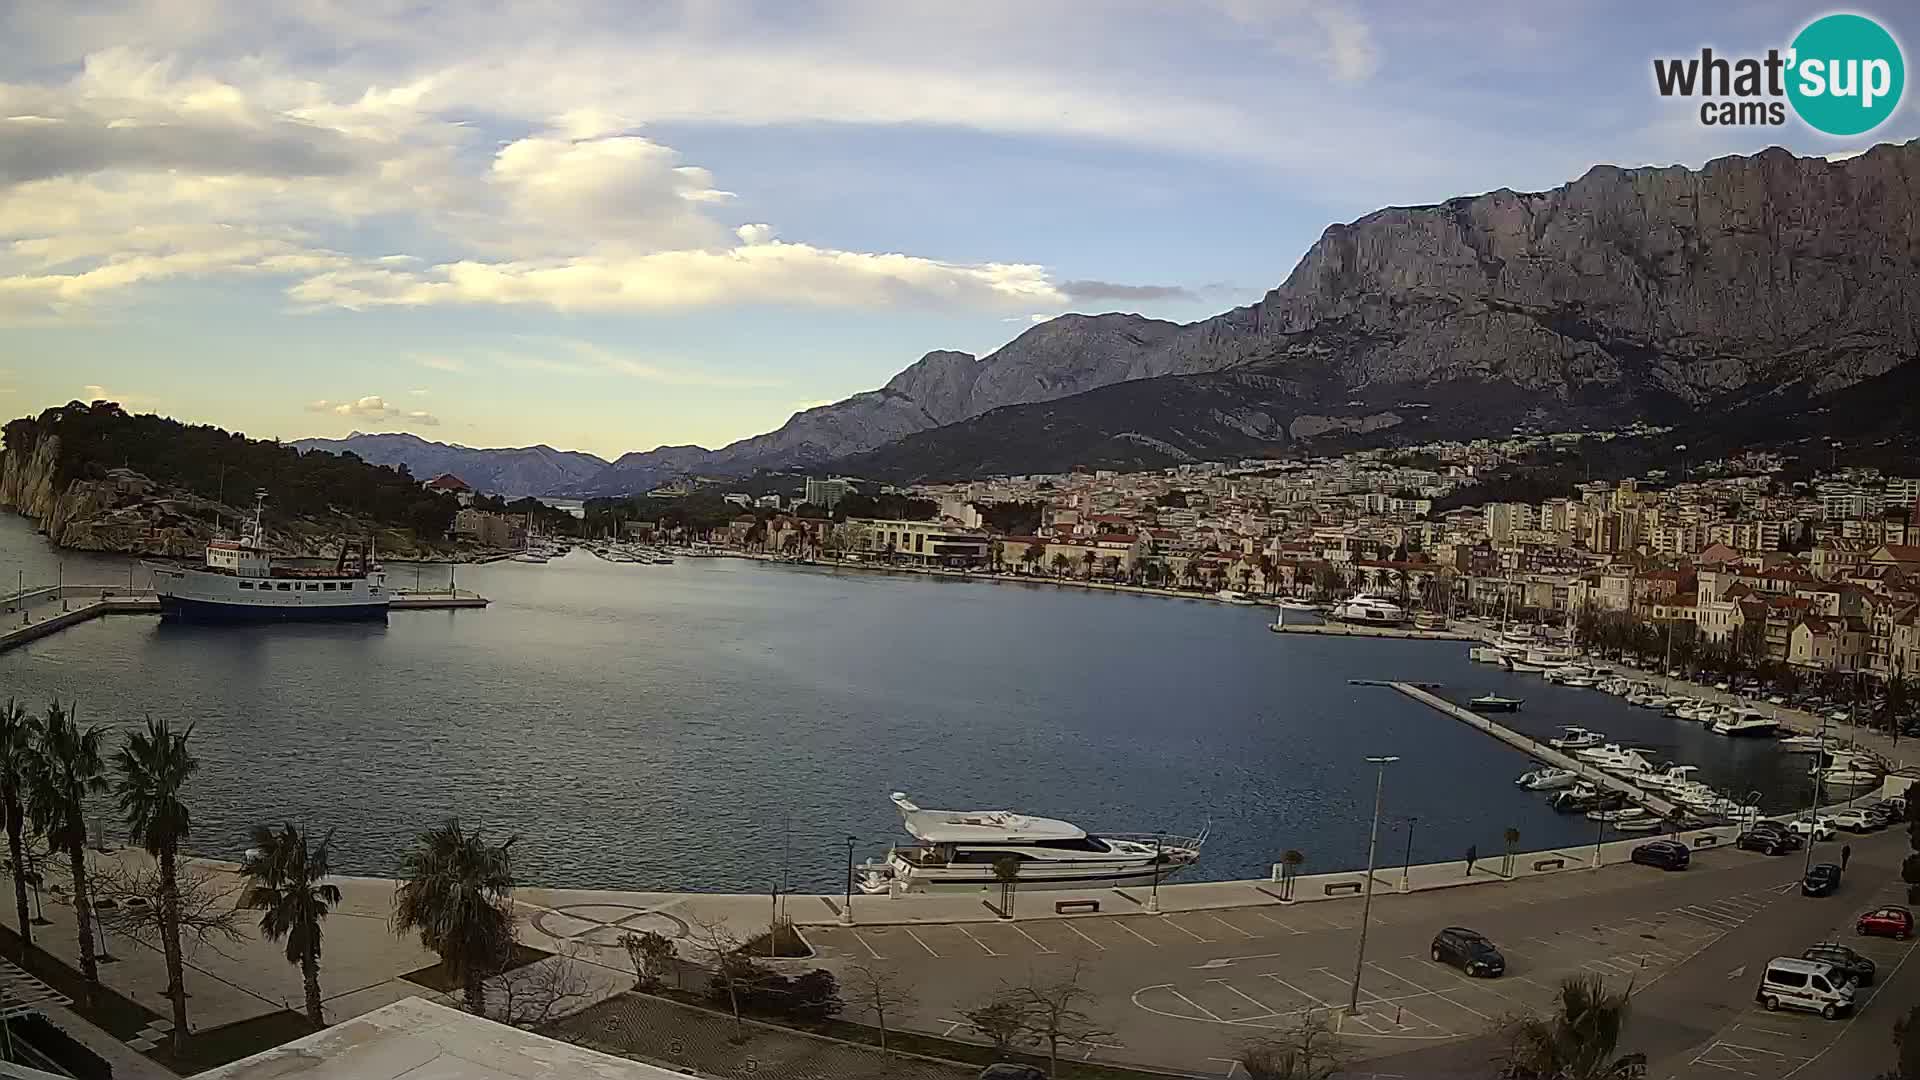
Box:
(1857, 906, 1914, 940)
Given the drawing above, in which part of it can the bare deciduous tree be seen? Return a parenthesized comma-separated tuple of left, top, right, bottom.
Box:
(1238, 1013, 1345, 1080)
(92, 860, 244, 962)
(1014, 961, 1116, 1078)
(687, 915, 754, 1039)
(618, 929, 678, 991)
(845, 959, 916, 1050)
(491, 944, 596, 1028)
(961, 994, 1028, 1058)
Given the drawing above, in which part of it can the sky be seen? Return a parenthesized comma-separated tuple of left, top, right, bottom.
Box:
(2, 1, 1915, 460)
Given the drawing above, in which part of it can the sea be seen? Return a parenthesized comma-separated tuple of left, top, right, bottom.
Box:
(0, 512, 1818, 893)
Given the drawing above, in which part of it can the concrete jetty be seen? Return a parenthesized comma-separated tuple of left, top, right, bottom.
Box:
(1267, 621, 1477, 641)
(0, 583, 488, 653)
(1387, 680, 1681, 818)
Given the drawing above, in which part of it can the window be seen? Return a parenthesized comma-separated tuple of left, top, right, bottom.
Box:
(306, 583, 320, 591)
(277, 583, 292, 591)
(1767, 969, 1808, 989)
(1811, 976, 1832, 993)
(322, 582, 336, 591)
(238, 581, 253, 589)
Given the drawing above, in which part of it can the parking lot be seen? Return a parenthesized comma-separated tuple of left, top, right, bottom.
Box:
(803, 852, 1816, 1075)
(1667, 879, 1920, 1080)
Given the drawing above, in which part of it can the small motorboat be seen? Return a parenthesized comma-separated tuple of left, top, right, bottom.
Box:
(1471, 694, 1524, 713)
(1587, 806, 1649, 823)
(1550, 727, 1604, 750)
(1516, 767, 1579, 791)
(1277, 598, 1320, 612)
(1612, 816, 1666, 832)
(1560, 675, 1596, 688)
(1469, 645, 1510, 664)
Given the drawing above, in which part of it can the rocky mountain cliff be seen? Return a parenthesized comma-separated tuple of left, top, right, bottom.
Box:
(291, 432, 610, 497)
(834, 141, 1920, 481)
(295, 141, 1920, 493)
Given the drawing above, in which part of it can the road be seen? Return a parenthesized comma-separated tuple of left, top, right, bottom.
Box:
(801, 829, 1917, 1077)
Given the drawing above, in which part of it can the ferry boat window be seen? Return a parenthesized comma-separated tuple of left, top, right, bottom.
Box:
(238, 581, 253, 589)
(277, 583, 292, 591)
(306, 583, 320, 591)
(322, 583, 336, 590)
(1032, 837, 1114, 853)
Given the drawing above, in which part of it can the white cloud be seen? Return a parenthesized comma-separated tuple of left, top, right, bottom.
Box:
(415, 355, 467, 373)
(407, 387, 429, 395)
(305, 395, 439, 425)
(288, 239, 1064, 313)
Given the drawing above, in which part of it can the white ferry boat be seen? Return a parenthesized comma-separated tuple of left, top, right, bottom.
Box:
(145, 493, 388, 621)
(857, 793, 1205, 894)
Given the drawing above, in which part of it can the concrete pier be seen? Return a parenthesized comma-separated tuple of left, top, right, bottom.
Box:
(0, 582, 488, 653)
(1267, 621, 1477, 641)
(1387, 680, 1681, 818)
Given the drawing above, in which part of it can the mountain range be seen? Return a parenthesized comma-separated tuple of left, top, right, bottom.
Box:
(296, 141, 1920, 495)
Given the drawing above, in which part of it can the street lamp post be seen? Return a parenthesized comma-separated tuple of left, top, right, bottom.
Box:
(841, 835, 857, 926)
(1348, 755, 1400, 1015)
(1805, 714, 1829, 875)
(1400, 816, 1419, 892)
(1591, 814, 1607, 869)
(1148, 833, 1164, 914)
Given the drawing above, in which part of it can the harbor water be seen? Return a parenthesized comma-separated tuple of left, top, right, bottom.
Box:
(0, 513, 1816, 892)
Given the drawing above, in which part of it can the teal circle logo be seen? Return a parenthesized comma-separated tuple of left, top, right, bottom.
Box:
(1787, 14, 1904, 136)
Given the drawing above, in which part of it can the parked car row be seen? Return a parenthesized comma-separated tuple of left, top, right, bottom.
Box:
(1757, 907, 1912, 1021)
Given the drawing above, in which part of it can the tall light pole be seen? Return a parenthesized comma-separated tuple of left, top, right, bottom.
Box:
(1349, 755, 1399, 1015)
(1148, 833, 1164, 914)
(1805, 713, 1829, 875)
(841, 835, 857, 926)
(1400, 816, 1419, 893)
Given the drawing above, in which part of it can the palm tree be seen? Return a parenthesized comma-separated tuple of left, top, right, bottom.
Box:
(392, 819, 518, 1016)
(241, 823, 341, 1027)
(1499, 974, 1642, 1079)
(1049, 552, 1071, 578)
(1080, 550, 1097, 579)
(112, 716, 199, 1053)
(0, 699, 35, 959)
(24, 701, 107, 1005)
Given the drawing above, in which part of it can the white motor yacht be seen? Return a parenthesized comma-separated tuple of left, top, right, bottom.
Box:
(1277, 598, 1321, 612)
(1778, 734, 1839, 752)
(1638, 765, 1701, 793)
(1214, 589, 1256, 605)
(1574, 742, 1633, 767)
(1598, 749, 1658, 779)
(1327, 593, 1407, 624)
(1710, 709, 1779, 737)
(1550, 727, 1605, 750)
(1469, 645, 1511, 664)
(1516, 767, 1580, 791)
(856, 793, 1206, 894)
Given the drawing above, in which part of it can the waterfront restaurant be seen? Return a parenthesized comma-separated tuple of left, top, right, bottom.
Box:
(845, 516, 992, 568)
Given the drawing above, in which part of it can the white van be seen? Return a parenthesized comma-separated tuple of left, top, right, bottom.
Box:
(1757, 957, 1855, 1019)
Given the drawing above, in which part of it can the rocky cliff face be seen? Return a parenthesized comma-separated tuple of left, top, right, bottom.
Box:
(1169, 142, 1920, 402)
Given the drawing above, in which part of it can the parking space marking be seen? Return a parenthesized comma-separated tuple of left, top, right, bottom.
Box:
(956, 925, 1001, 956)
(1207, 978, 1282, 1020)
(1167, 987, 1225, 1022)
(1204, 912, 1258, 940)
(1062, 920, 1106, 951)
(1010, 924, 1055, 954)
(1116, 920, 1161, 947)
(1262, 973, 1334, 1011)
(1247, 908, 1307, 935)
(850, 930, 884, 959)
(1163, 917, 1214, 944)
(1314, 969, 1424, 1032)
(902, 928, 939, 957)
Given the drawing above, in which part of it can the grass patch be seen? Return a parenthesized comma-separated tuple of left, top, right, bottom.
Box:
(148, 1009, 317, 1073)
(400, 942, 551, 992)
(739, 922, 812, 959)
(0, 919, 161, 1041)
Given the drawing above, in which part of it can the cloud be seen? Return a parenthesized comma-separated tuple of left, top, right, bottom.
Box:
(414, 355, 466, 373)
(305, 395, 439, 425)
(288, 240, 1065, 313)
(407, 387, 429, 395)
(1058, 279, 1195, 302)
(486, 340, 781, 388)
(1216, 0, 1381, 82)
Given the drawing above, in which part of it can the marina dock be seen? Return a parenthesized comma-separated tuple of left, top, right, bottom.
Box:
(1387, 680, 1681, 818)
(0, 583, 488, 654)
(1268, 621, 1477, 641)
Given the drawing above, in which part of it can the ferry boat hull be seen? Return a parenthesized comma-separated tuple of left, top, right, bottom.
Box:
(157, 592, 388, 622)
